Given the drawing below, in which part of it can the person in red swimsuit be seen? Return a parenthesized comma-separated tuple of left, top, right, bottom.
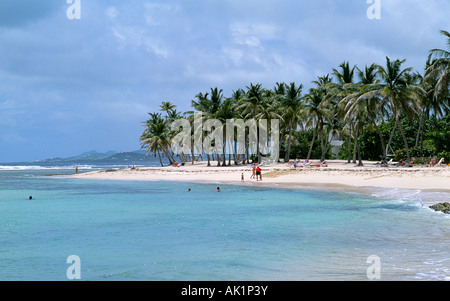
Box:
(256, 166, 262, 181)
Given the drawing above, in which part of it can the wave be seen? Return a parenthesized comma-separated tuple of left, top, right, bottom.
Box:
(360, 186, 450, 207)
(0, 165, 95, 171)
(0, 163, 160, 171)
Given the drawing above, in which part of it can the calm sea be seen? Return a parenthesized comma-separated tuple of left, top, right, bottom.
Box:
(1, 165, 450, 281)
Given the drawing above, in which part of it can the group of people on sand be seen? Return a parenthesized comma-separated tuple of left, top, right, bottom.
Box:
(376, 156, 445, 168)
(396, 158, 414, 167)
(288, 159, 327, 168)
(250, 163, 263, 181)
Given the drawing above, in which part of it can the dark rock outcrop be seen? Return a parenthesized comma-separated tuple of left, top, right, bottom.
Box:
(430, 202, 450, 214)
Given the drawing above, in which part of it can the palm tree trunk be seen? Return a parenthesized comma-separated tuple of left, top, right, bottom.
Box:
(162, 148, 174, 165)
(396, 116, 411, 160)
(285, 125, 293, 162)
(415, 109, 424, 147)
(157, 150, 163, 167)
(347, 125, 352, 163)
(319, 125, 326, 162)
(222, 143, 227, 166)
(352, 132, 357, 163)
(367, 108, 386, 159)
(234, 140, 238, 165)
(216, 153, 221, 166)
(386, 121, 397, 157)
(356, 131, 364, 166)
(307, 125, 317, 160)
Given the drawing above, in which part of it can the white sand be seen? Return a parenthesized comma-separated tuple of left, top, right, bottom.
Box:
(72, 160, 450, 205)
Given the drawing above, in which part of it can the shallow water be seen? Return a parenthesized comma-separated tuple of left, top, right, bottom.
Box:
(1, 168, 449, 281)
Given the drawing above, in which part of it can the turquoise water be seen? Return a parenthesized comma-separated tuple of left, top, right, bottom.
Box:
(1, 168, 450, 281)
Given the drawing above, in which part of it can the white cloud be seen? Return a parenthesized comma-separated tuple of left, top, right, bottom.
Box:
(229, 22, 282, 48)
(144, 2, 182, 26)
(106, 7, 119, 21)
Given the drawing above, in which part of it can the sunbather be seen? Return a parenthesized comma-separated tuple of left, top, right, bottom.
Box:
(405, 158, 415, 167)
(309, 160, 327, 167)
(435, 158, 444, 166)
(428, 157, 437, 166)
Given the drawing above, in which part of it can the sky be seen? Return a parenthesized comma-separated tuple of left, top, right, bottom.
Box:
(0, 0, 449, 162)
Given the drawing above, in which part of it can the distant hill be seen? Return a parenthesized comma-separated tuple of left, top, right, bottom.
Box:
(1, 150, 166, 166)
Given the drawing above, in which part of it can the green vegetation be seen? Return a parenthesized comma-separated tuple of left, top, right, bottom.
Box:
(140, 30, 450, 167)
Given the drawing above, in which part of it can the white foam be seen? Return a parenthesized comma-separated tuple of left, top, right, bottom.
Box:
(0, 165, 94, 171)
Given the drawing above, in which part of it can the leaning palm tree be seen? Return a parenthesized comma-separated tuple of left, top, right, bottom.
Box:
(140, 112, 174, 166)
(376, 57, 421, 161)
(425, 30, 450, 104)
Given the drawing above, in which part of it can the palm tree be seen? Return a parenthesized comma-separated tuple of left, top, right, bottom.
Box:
(140, 112, 174, 166)
(311, 75, 334, 162)
(213, 98, 237, 166)
(281, 82, 303, 162)
(330, 61, 358, 163)
(341, 64, 388, 160)
(238, 83, 268, 163)
(187, 88, 225, 166)
(303, 87, 324, 161)
(426, 30, 450, 104)
(332, 61, 356, 86)
(159, 101, 176, 116)
(376, 57, 421, 161)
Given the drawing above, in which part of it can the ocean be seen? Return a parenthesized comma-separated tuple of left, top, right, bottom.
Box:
(1, 163, 450, 281)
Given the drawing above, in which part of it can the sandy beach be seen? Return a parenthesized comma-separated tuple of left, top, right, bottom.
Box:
(72, 160, 450, 205)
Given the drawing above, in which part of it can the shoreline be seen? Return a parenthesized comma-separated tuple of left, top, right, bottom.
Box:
(71, 160, 450, 206)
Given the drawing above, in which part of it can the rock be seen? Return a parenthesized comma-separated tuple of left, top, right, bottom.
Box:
(430, 202, 450, 214)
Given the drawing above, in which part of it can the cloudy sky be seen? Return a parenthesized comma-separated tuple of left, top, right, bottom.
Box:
(0, 0, 449, 162)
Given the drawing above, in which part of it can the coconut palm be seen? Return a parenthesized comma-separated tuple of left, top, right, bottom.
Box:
(341, 64, 389, 160)
(329, 61, 359, 162)
(187, 88, 225, 166)
(140, 112, 174, 166)
(213, 98, 237, 166)
(238, 83, 269, 163)
(159, 101, 176, 116)
(426, 30, 450, 104)
(376, 57, 421, 160)
(281, 82, 303, 162)
(303, 87, 325, 161)
(332, 61, 356, 86)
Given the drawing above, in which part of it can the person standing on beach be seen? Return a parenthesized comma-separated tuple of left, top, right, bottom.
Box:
(251, 164, 256, 179)
(241, 173, 244, 182)
(256, 166, 262, 181)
